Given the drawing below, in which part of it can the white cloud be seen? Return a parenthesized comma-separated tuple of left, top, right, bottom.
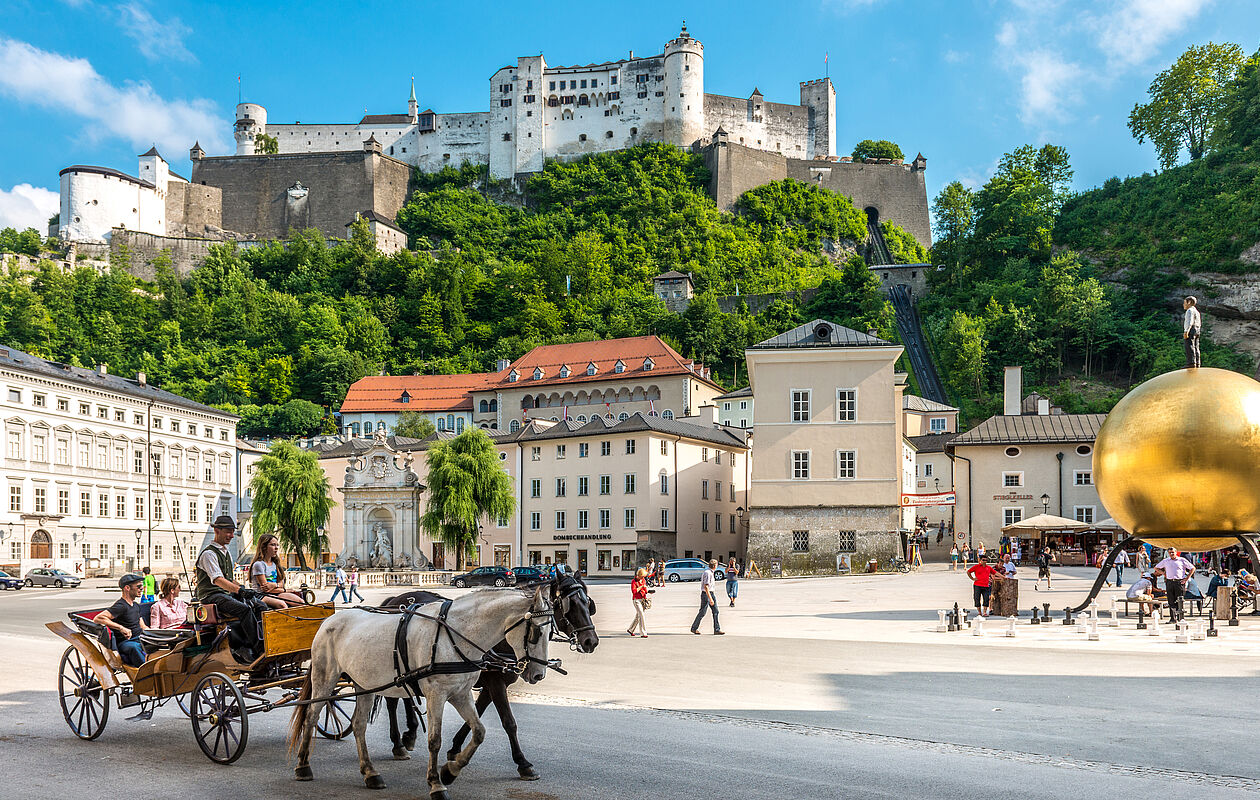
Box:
(1014, 50, 1084, 124)
(943, 49, 968, 64)
(0, 38, 228, 156)
(1095, 0, 1213, 69)
(117, 2, 195, 63)
(0, 184, 59, 233)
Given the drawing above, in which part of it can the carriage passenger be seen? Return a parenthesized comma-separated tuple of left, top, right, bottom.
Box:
(250, 534, 305, 609)
(97, 573, 150, 666)
(150, 577, 190, 628)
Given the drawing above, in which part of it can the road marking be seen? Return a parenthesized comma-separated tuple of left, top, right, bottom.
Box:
(518, 694, 1260, 791)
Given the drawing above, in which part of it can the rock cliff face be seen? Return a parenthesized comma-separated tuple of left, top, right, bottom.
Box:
(1179, 266, 1260, 373)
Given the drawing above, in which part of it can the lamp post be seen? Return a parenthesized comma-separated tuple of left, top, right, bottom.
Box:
(134, 528, 142, 572)
(1040, 494, 1051, 515)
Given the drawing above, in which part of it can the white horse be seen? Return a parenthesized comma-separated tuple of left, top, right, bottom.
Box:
(289, 587, 554, 799)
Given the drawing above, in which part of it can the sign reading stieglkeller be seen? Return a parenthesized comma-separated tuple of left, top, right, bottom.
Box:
(552, 534, 614, 541)
(991, 492, 1033, 501)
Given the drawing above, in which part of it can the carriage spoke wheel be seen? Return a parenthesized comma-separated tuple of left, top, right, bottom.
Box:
(314, 684, 355, 740)
(58, 646, 110, 740)
(175, 691, 192, 718)
(190, 672, 250, 764)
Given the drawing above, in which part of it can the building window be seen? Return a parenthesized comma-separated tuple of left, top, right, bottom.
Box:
(618, 412, 629, 421)
(836, 530, 857, 552)
(56, 438, 68, 465)
(56, 398, 68, 412)
(1002, 472, 1023, 487)
(80, 491, 91, 516)
(792, 451, 811, 480)
(6, 431, 20, 459)
(836, 389, 856, 422)
(171, 499, 181, 522)
(660, 440, 668, 456)
(599, 509, 610, 529)
(116, 544, 126, 560)
(116, 494, 125, 517)
(715, 480, 722, 499)
(701, 512, 709, 532)
(58, 489, 69, 515)
(1005, 447, 1021, 457)
(530, 512, 541, 531)
(701, 447, 709, 462)
(81, 543, 90, 560)
(792, 530, 809, 552)
(578, 476, 590, 496)
(577, 510, 589, 530)
(600, 475, 611, 495)
(509, 419, 521, 433)
(554, 511, 566, 530)
(715, 513, 722, 533)
(624, 508, 636, 528)
(9, 485, 21, 512)
(837, 450, 856, 479)
(189, 501, 197, 523)
(555, 478, 566, 497)
(556, 444, 566, 459)
(731, 483, 737, 502)
(930, 417, 947, 433)
(79, 403, 89, 415)
(715, 451, 722, 465)
(663, 410, 674, 420)
(600, 441, 611, 456)
(1003, 507, 1024, 526)
(1075, 470, 1093, 485)
(579, 442, 589, 458)
(134, 449, 143, 473)
(531, 447, 541, 461)
(625, 439, 636, 455)
(923, 463, 934, 478)
(530, 479, 541, 499)
(135, 496, 144, 519)
(33, 392, 45, 407)
(1076, 445, 1092, 456)
(624, 474, 636, 494)
(151, 453, 161, 476)
(154, 544, 162, 561)
(98, 493, 108, 516)
(791, 389, 811, 422)
(661, 508, 669, 529)
(153, 497, 162, 521)
(1074, 506, 1096, 524)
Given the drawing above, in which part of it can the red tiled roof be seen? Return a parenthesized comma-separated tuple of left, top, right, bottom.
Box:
(487, 336, 720, 391)
(340, 373, 497, 413)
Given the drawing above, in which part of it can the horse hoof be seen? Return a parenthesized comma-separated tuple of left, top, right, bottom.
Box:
(439, 765, 457, 786)
(403, 733, 417, 750)
(392, 745, 411, 760)
(430, 792, 451, 800)
(365, 774, 387, 790)
(294, 765, 314, 781)
(519, 766, 540, 781)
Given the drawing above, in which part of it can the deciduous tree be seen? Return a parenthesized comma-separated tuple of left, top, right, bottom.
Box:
(421, 429, 515, 571)
(249, 441, 334, 569)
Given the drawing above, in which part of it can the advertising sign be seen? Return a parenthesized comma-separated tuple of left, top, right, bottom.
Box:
(835, 553, 852, 574)
(769, 557, 782, 577)
(900, 491, 957, 507)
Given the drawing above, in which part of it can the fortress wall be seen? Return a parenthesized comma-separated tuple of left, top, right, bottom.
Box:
(702, 95, 810, 159)
(165, 182, 222, 238)
(701, 139, 788, 213)
(414, 112, 491, 173)
(786, 159, 931, 247)
(192, 150, 411, 240)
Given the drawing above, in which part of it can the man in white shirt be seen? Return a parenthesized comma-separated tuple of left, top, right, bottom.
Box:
(1155, 548, 1195, 622)
(1126, 572, 1162, 617)
(1183, 296, 1202, 368)
(690, 559, 724, 635)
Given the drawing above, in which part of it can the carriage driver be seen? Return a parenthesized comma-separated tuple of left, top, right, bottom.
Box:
(196, 516, 264, 664)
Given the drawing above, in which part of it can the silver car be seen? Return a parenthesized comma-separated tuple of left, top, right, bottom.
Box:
(663, 559, 726, 582)
(23, 568, 82, 588)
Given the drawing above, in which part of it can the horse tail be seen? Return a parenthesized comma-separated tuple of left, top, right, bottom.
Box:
(286, 673, 312, 755)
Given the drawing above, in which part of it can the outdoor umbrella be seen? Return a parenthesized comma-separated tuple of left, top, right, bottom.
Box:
(1001, 513, 1091, 534)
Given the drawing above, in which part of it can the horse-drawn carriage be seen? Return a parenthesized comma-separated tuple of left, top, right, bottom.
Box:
(47, 599, 353, 763)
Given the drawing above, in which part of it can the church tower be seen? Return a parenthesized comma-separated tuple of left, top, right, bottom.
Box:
(662, 23, 704, 147)
(408, 78, 418, 124)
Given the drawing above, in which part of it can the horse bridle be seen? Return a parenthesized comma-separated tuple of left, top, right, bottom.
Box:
(501, 593, 561, 675)
(550, 574, 596, 651)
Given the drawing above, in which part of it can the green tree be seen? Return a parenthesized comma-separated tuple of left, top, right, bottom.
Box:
(1217, 46, 1260, 151)
(937, 311, 985, 397)
(249, 441, 334, 569)
(421, 428, 516, 571)
(270, 399, 325, 438)
(930, 181, 976, 275)
(852, 139, 904, 161)
(1128, 42, 1247, 169)
(254, 132, 279, 155)
(394, 412, 436, 439)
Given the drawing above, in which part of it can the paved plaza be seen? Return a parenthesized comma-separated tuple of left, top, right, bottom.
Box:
(3, 565, 1260, 798)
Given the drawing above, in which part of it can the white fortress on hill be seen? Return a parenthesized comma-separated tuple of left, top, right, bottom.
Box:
(232, 25, 837, 179)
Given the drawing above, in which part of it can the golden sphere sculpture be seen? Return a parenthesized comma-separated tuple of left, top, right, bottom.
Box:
(1094, 367, 1260, 551)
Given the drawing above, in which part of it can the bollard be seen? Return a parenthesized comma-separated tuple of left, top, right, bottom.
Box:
(1030, 605, 1041, 625)
(1192, 620, 1206, 641)
(1108, 597, 1120, 627)
(1077, 611, 1091, 634)
(1136, 604, 1147, 630)
(1207, 613, 1219, 638)
(1230, 595, 1240, 627)
(1006, 616, 1017, 637)
(1088, 601, 1100, 622)
(1087, 613, 1100, 641)
(937, 610, 949, 633)
(1175, 622, 1190, 644)
(1042, 603, 1052, 621)
(961, 609, 969, 629)
(1149, 615, 1161, 636)
(972, 614, 984, 637)
(1062, 606, 1074, 626)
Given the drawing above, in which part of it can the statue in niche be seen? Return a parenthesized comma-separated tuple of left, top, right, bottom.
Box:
(370, 522, 393, 568)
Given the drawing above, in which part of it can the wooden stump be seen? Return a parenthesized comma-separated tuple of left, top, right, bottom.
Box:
(991, 577, 1020, 617)
(1215, 586, 1233, 620)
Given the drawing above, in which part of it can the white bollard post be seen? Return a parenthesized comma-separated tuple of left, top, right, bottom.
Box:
(1149, 615, 1161, 636)
(937, 610, 949, 633)
(1192, 620, 1206, 641)
(1088, 613, 1100, 641)
(1088, 601, 1100, 622)
(1109, 597, 1120, 627)
(972, 614, 985, 637)
(1006, 616, 1017, 637)
(1076, 611, 1090, 634)
(1175, 622, 1190, 644)
(961, 609, 969, 628)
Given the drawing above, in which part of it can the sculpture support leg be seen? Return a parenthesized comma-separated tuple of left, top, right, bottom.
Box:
(1236, 535, 1260, 576)
(1071, 536, 1135, 614)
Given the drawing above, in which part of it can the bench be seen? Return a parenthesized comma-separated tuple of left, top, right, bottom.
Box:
(1120, 596, 1205, 619)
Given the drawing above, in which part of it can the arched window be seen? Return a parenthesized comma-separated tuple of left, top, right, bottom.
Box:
(490, 423, 498, 429)
(447, 414, 456, 430)
(662, 410, 674, 420)
(579, 134, 587, 142)
(479, 400, 489, 413)
(489, 399, 498, 412)
(456, 418, 464, 433)
(509, 419, 521, 432)
(618, 412, 630, 421)
(577, 415, 587, 423)
(351, 422, 361, 437)
(377, 421, 386, 431)
(605, 130, 614, 138)
(437, 418, 445, 431)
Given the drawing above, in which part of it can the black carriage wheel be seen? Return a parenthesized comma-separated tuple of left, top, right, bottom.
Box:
(191, 672, 250, 764)
(314, 685, 355, 740)
(58, 646, 110, 740)
(175, 692, 192, 718)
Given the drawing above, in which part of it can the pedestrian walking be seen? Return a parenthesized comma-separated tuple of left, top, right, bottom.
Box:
(1154, 548, 1195, 622)
(646, 558, 656, 588)
(690, 559, 724, 635)
(967, 558, 1002, 617)
(1111, 548, 1130, 587)
(976, 542, 987, 562)
(329, 564, 349, 604)
(627, 568, 651, 637)
(347, 566, 365, 603)
(726, 558, 740, 606)
(1034, 546, 1054, 591)
(655, 559, 665, 587)
(1012, 540, 1023, 565)
(140, 566, 157, 604)
(1183, 296, 1202, 368)
(1136, 545, 1151, 574)
(949, 544, 960, 571)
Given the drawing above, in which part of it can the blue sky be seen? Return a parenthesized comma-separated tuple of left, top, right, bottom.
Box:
(1, 0, 1258, 232)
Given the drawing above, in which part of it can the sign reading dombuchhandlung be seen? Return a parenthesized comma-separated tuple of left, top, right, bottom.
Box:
(900, 491, 957, 507)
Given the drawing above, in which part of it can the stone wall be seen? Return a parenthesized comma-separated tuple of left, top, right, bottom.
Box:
(191, 150, 411, 240)
(165, 181, 223, 238)
(746, 505, 900, 575)
(871, 263, 932, 300)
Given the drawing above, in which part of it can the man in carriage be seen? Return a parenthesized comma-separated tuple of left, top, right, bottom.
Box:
(196, 516, 265, 664)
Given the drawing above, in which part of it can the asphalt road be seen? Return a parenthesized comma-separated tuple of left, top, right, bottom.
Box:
(3, 570, 1258, 799)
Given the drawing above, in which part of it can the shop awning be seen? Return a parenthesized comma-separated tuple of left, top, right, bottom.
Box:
(1001, 513, 1091, 534)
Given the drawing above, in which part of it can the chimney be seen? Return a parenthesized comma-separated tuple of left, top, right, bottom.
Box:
(136, 371, 147, 386)
(1003, 366, 1022, 416)
(698, 404, 717, 427)
(1037, 397, 1050, 416)
(97, 363, 108, 376)
(496, 358, 511, 372)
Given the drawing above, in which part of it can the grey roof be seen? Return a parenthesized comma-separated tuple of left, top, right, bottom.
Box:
(749, 319, 895, 350)
(236, 438, 269, 453)
(316, 433, 434, 458)
(949, 413, 1105, 448)
(907, 432, 958, 453)
(714, 386, 753, 400)
(58, 165, 155, 189)
(0, 346, 238, 419)
(348, 209, 404, 232)
(359, 113, 413, 125)
(903, 394, 957, 413)
(653, 270, 691, 281)
(517, 412, 749, 448)
(140, 146, 162, 158)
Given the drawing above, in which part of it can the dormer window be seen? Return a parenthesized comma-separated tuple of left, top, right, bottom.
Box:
(614, 360, 626, 374)
(507, 369, 519, 383)
(400, 390, 411, 404)
(559, 365, 571, 378)
(532, 367, 544, 380)
(643, 357, 654, 371)
(586, 362, 598, 376)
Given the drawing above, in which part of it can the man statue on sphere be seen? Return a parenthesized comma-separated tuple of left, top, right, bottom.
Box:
(1183, 295, 1201, 369)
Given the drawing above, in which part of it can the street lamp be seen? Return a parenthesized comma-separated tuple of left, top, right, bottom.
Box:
(134, 527, 142, 567)
(1040, 493, 1051, 515)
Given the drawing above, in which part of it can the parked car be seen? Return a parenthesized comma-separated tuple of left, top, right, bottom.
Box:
(0, 569, 23, 590)
(663, 559, 726, 582)
(450, 566, 516, 588)
(24, 568, 82, 588)
(511, 566, 549, 585)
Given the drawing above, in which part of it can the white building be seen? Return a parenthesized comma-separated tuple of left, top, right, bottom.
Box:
(715, 386, 753, 429)
(59, 148, 184, 244)
(231, 25, 836, 179)
(1, 346, 239, 579)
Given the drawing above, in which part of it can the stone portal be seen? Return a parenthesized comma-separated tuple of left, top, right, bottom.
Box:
(339, 431, 426, 568)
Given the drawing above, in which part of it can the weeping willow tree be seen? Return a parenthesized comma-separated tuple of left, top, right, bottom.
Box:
(249, 440, 334, 569)
(421, 428, 516, 571)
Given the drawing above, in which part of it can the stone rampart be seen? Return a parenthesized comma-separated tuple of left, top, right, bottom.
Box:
(747, 505, 899, 575)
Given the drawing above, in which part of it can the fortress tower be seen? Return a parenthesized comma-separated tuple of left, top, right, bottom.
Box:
(662, 23, 704, 147)
(799, 78, 836, 159)
(234, 102, 268, 155)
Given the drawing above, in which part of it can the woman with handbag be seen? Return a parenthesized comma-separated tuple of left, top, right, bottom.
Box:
(627, 568, 652, 637)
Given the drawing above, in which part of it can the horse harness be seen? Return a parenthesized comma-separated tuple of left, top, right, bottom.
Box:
(550, 574, 596, 651)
